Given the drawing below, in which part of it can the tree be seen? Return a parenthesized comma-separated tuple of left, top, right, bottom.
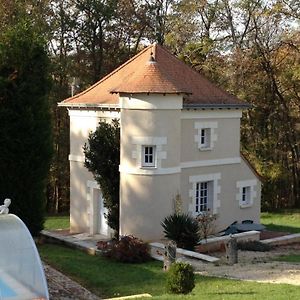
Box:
(0, 21, 53, 235)
(84, 120, 120, 236)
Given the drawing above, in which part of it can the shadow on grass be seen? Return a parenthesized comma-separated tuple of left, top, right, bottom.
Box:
(38, 243, 165, 298)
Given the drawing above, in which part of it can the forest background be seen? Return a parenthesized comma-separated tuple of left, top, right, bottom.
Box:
(1, 0, 299, 213)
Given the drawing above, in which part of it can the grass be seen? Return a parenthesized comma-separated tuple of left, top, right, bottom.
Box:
(39, 244, 300, 299)
(274, 255, 300, 263)
(261, 210, 300, 233)
(44, 215, 69, 231)
(43, 210, 300, 233)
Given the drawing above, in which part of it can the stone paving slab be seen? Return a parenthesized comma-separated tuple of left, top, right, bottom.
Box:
(44, 263, 101, 300)
(261, 233, 300, 246)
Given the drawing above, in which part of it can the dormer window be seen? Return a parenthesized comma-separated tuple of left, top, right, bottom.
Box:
(142, 145, 156, 167)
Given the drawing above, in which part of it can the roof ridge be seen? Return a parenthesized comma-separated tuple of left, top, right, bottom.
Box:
(157, 44, 242, 103)
(63, 44, 154, 103)
(110, 58, 191, 94)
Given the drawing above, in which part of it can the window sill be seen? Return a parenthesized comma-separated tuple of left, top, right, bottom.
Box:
(140, 166, 157, 170)
(199, 147, 212, 151)
(240, 203, 253, 208)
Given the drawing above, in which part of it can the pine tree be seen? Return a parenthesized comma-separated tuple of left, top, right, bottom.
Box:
(0, 21, 52, 235)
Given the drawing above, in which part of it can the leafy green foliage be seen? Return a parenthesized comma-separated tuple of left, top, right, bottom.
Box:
(98, 235, 151, 263)
(161, 213, 199, 250)
(0, 21, 52, 235)
(166, 262, 195, 294)
(84, 120, 120, 234)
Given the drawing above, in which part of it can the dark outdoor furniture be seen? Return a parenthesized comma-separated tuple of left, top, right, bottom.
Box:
(220, 220, 265, 236)
(235, 223, 265, 232)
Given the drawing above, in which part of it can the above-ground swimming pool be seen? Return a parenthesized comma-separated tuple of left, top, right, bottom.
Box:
(0, 214, 49, 300)
(0, 278, 17, 298)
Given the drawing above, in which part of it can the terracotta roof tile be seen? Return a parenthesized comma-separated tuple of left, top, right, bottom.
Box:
(59, 44, 248, 107)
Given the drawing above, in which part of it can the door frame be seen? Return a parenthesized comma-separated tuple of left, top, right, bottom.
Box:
(87, 180, 109, 236)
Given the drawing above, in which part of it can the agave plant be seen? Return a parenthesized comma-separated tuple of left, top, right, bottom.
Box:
(161, 213, 200, 250)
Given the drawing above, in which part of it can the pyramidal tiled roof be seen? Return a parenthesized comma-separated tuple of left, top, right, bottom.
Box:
(59, 43, 248, 108)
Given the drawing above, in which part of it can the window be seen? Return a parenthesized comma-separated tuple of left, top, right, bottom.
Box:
(200, 128, 210, 148)
(236, 180, 257, 208)
(189, 173, 221, 215)
(195, 122, 217, 150)
(195, 181, 211, 213)
(142, 145, 156, 167)
(241, 186, 251, 205)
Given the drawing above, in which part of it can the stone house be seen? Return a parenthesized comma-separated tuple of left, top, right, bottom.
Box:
(59, 43, 261, 240)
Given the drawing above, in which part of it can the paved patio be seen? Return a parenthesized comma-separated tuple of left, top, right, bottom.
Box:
(40, 230, 108, 255)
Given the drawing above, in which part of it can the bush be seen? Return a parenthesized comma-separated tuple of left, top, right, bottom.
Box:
(84, 120, 120, 236)
(98, 235, 151, 263)
(238, 240, 273, 252)
(161, 213, 199, 250)
(196, 211, 216, 241)
(166, 262, 195, 294)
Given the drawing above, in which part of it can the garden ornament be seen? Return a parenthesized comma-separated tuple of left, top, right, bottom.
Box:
(0, 198, 11, 215)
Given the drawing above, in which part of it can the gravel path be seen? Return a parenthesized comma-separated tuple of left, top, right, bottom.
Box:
(44, 264, 101, 300)
(183, 244, 300, 285)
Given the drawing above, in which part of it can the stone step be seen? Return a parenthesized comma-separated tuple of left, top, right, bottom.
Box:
(261, 233, 300, 246)
(150, 242, 219, 263)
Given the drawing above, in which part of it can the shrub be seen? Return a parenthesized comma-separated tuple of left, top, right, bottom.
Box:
(196, 211, 217, 241)
(84, 120, 120, 237)
(166, 262, 195, 294)
(238, 240, 273, 252)
(161, 213, 199, 250)
(99, 235, 151, 263)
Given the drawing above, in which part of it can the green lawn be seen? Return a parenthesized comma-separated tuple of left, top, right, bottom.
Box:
(274, 254, 300, 263)
(44, 215, 69, 231)
(44, 210, 300, 233)
(261, 210, 300, 233)
(39, 244, 300, 299)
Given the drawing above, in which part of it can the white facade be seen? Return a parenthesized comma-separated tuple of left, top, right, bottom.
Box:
(67, 93, 261, 241)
